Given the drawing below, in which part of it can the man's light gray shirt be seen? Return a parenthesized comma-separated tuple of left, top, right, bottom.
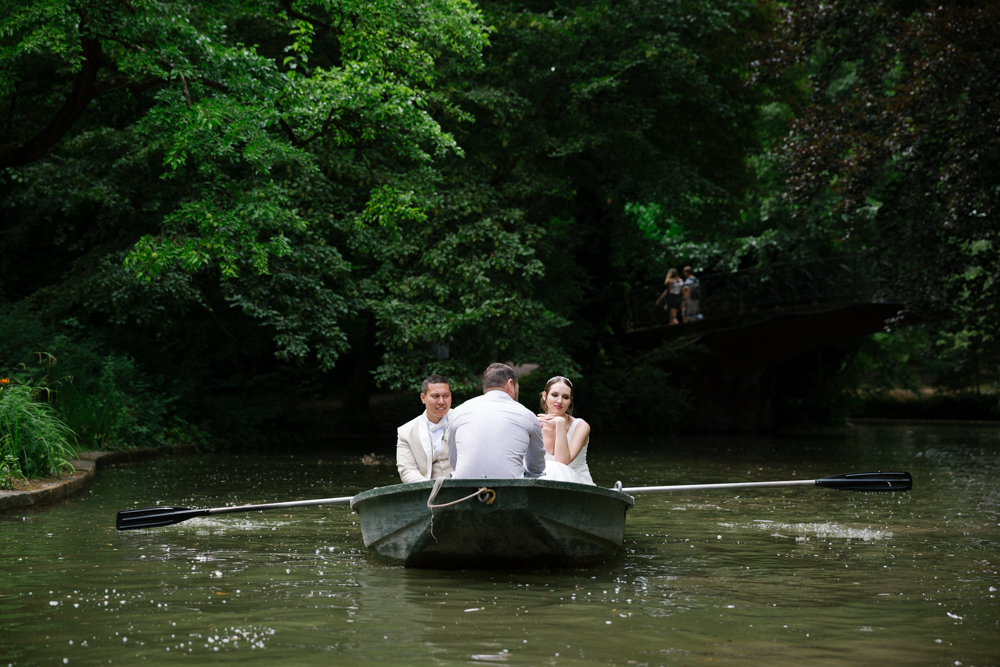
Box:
(447, 391, 546, 478)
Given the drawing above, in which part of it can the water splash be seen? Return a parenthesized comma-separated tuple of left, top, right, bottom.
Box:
(718, 519, 894, 541)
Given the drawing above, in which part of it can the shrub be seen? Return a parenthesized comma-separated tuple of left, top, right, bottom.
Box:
(52, 354, 170, 450)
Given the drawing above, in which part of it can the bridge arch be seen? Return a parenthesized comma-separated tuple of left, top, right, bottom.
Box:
(622, 256, 905, 432)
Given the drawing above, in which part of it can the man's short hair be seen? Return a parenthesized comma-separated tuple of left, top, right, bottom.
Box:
(421, 374, 451, 394)
(482, 363, 517, 392)
(683, 266, 693, 275)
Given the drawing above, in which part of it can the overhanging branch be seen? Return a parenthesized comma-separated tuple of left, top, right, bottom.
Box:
(0, 39, 229, 168)
(0, 37, 103, 168)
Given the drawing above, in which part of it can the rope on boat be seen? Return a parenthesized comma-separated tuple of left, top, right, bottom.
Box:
(425, 478, 496, 542)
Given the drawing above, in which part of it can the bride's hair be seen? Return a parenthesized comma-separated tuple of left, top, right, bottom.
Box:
(540, 376, 575, 416)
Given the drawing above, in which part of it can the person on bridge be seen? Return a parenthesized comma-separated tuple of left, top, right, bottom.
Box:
(447, 363, 546, 479)
(537, 376, 594, 485)
(655, 267, 684, 325)
(682, 266, 702, 322)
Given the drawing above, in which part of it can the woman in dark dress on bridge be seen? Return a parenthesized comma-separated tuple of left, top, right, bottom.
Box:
(655, 267, 684, 325)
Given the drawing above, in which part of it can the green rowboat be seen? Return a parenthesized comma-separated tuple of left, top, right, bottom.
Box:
(349, 478, 635, 569)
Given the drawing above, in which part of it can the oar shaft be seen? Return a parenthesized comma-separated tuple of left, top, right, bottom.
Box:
(205, 496, 354, 516)
(622, 479, 816, 495)
(116, 495, 356, 530)
(621, 471, 911, 495)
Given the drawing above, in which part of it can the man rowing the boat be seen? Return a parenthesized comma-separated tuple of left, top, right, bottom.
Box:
(395, 373, 455, 483)
(447, 363, 546, 479)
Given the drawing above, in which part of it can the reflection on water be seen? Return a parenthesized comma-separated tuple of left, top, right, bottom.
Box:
(1, 425, 998, 665)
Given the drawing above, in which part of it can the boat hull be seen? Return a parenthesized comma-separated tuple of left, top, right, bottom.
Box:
(350, 479, 635, 569)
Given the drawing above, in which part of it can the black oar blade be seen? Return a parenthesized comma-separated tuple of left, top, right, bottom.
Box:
(815, 471, 912, 492)
(116, 506, 210, 531)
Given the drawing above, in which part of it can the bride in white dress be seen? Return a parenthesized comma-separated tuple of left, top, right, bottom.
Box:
(537, 376, 594, 485)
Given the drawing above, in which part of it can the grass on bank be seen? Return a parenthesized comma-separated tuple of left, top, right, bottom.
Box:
(0, 379, 77, 487)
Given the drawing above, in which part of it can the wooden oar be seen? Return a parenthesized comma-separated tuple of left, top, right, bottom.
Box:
(620, 470, 911, 495)
(116, 495, 354, 531)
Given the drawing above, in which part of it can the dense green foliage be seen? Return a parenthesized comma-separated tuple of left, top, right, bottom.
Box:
(1, 0, 995, 442)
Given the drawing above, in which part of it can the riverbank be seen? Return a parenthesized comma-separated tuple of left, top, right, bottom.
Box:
(853, 389, 998, 421)
(0, 444, 196, 514)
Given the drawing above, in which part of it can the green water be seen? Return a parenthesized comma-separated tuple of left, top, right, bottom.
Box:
(2, 424, 997, 665)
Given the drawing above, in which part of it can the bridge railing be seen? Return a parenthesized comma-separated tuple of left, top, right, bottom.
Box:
(627, 255, 886, 330)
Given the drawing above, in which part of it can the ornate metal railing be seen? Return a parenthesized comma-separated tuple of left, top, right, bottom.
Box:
(627, 254, 891, 330)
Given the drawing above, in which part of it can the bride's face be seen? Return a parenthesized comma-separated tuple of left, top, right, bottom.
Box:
(544, 382, 573, 415)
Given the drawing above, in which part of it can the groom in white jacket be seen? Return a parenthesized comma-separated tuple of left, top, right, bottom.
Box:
(395, 374, 454, 483)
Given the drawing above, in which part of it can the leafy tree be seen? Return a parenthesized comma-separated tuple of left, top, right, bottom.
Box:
(2, 3, 502, 390)
(3, 0, 487, 271)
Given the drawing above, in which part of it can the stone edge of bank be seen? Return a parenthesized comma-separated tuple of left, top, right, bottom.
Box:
(0, 444, 196, 514)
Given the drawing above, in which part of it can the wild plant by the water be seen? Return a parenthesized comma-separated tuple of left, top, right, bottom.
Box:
(0, 380, 77, 478)
(0, 453, 22, 489)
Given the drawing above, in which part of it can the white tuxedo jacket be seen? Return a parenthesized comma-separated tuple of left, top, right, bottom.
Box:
(396, 411, 452, 484)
